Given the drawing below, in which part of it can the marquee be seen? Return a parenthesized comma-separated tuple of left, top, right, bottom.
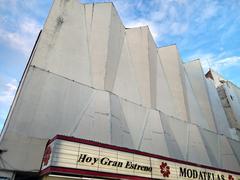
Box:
(40, 135, 240, 180)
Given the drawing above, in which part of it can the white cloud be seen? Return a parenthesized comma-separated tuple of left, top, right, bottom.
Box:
(186, 52, 240, 73)
(125, 20, 159, 39)
(0, 17, 41, 56)
(20, 18, 41, 34)
(170, 22, 188, 35)
(0, 15, 7, 24)
(198, 1, 219, 22)
(115, 0, 191, 41)
(0, 79, 18, 104)
(0, 78, 18, 129)
(0, 0, 44, 56)
(0, 0, 17, 10)
(213, 56, 240, 71)
(0, 29, 27, 54)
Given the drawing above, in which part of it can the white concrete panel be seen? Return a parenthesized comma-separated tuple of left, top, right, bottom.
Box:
(148, 34, 176, 117)
(160, 113, 187, 160)
(155, 56, 177, 117)
(206, 79, 231, 136)
(139, 110, 169, 156)
(228, 138, 240, 164)
(224, 83, 240, 123)
(167, 117, 189, 160)
(32, 1, 119, 90)
(187, 124, 211, 166)
(184, 70, 209, 129)
(231, 83, 240, 104)
(199, 129, 221, 167)
(148, 32, 157, 108)
(229, 128, 240, 141)
(1, 0, 240, 174)
(84, 4, 93, 38)
(155, 56, 176, 117)
(104, 5, 125, 91)
(125, 27, 151, 107)
(184, 60, 217, 132)
(113, 36, 141, 104)
(89, 3, 112, 89)
(71, 90, 111, 144)
(6, 67, 95, 138)
(220, 136, 240, 171)
(32, 0, 91, 86)
(109, 94, 134, 149)
(120, 98, 147, 149)
(158, 45, 188, 121)
(0, 133, 47, 171)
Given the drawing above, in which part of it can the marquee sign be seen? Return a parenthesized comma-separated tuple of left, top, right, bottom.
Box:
(41, 135, 240, 180)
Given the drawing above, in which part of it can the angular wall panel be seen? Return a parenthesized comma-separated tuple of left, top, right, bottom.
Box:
(184, 60, 217, 132)
(0, 134, 47, 171)
(228, 138, 240, 164)
(84, 4, 93, 40)
(148, 31, 158, 108)
(184, 70, 209, 129)
(32, 0, 92, 86)
(113, 36, 141, 104)
(87, 3, 112, 89)
(187, 124, 211, 166)
(160, 113, 186, 160)
(6, 67, 94, 138)
(104, 5, 125, 91)
(220, 136, 240, 171)
(148, 33, 176, 117)
(71, 90, 111, 144)
(125, 27, 151, 107)
(199, 129, 221, 167)
(231, 83, 240, 104)
(120, 98, 148, 149)
(206, 79, 231, 136)
(110, 94, 134, 149)
(155, 55, 176, 117)
(158, 45, 188, 121)
(0, 0, 240, 175)
(224, 83, 240, 123)
(139, 110, 169, 156)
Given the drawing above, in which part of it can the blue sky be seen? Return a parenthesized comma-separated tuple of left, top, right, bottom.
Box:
(0, 0, 240, 130)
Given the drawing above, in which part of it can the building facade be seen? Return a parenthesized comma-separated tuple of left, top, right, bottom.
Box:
(0, 0, 239, 179)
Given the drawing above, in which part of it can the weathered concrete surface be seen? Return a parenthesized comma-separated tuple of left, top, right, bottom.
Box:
(158, 45, 188, 121)
(184, 60, 216, 132)
(0, 0, 239, 174)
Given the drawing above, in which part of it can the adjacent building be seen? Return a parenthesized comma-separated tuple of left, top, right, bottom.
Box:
(0, 0, 239, 179)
